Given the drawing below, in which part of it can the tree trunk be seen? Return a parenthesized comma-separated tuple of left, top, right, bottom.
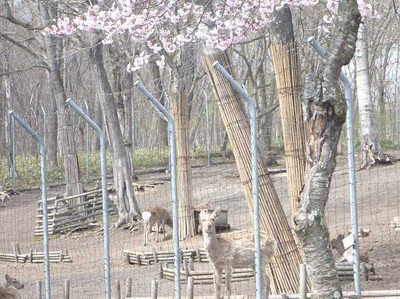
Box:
(355, 21, 382, 169)
(203, 49, 303, 294)
(270, 5, 307, 223)
(294, 1, 361, 297)
(39, 1, 83, 199)
(89, 40, 141, 226)
(149, 62, 168, 147)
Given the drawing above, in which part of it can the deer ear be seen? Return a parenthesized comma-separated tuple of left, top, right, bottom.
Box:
(213, 207, 222, 218)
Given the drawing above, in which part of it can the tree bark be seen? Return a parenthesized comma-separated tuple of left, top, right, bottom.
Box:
(39, 1, 83, 199)
(294, 0, 361, 297)
(89, 40, 141, 226)
(203, 49, 303, 294)
(355, 21, 382, 169)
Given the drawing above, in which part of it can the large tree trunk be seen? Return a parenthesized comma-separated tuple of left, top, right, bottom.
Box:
(294, 1, 361, 297)
(203, 49, 303, 294)
(355, 21, 382, 169)
(270, 5, 307, 223)
(89, 41, 141, 227)
(40, 1, 83, 199)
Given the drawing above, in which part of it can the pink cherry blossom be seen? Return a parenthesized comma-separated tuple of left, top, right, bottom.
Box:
(46, 0, 378, 71)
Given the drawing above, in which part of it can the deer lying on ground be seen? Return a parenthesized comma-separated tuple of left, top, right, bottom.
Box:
(143, 206, 173, 245)
(201, 207, 277, 299)
(0, 274, 24, 299)
(0, 191, 11, 203)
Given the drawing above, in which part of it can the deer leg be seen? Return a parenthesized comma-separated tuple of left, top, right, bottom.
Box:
(225, 267, 233, 299)
(155, 223, 159, 242)
(213, 268, 223, 299)
(161, 219, 165, 240)
(143, 223, 148, 246)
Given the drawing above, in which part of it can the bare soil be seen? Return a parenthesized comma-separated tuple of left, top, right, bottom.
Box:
(1, 153, 400, 298)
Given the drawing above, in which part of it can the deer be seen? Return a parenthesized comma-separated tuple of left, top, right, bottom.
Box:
(0, 274, 24, 299)
(201, 207, 277, 299)
(143, 206, 173, 245)
(0, 191, 11, 203)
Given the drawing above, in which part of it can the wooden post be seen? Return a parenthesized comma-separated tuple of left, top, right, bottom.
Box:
(152, 247, 158, 264)
(195, 248, 201, 263)
(361, 262, 368, 282)
(114, 280, 121, 299)
(36, 281, 42, 299)
(150, 279, 158, 299)
(125, 277, 132, 298)
(12, 242, 20, 262)
(159, 263, 164, 279)
(186, 276, 194, 299)
(63, 279, 70, 299)
(299, 264, 307, 299)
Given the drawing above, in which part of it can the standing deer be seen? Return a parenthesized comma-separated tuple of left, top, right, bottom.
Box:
(201, 208, 276, 299)
(143, 206, 173, 245)
(0, 274, 24, 299)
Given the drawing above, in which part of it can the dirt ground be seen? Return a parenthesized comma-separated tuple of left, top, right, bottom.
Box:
(1, 153, 400, 298)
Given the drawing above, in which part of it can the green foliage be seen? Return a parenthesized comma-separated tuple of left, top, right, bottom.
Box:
(0, 146, 221, 189)
(380, 139, 398, 150)
(133, 147, 170, 167)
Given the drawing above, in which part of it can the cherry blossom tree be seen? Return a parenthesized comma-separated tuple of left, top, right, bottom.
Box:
(45, 0, 378, 296)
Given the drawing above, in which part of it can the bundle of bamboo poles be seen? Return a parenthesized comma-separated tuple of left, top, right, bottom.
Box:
(203, 49, 304, 294)
(270, 40, 306, 222)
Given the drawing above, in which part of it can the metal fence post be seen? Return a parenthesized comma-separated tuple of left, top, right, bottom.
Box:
(134, 81, 181, 299)
(65, 99, 111, 299)
(212, 62, 263, 299)
(9, 110, 51, 299)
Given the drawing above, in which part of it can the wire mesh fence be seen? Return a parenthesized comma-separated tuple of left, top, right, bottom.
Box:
(1, 50, 400, 299)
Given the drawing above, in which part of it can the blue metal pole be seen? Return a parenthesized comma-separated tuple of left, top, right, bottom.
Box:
(84, 100, 90, 183)
(308, 36, 361, 298)
(134, 81, 181, 299)
(65, 99, 111, 299)
(9, 110, 51, 299)
(212, 61, 262, 299)
(204, 91, 211, 166)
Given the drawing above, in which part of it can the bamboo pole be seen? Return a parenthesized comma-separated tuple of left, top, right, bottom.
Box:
(202, 49, 303, 294)
(270, 41, 306, 223)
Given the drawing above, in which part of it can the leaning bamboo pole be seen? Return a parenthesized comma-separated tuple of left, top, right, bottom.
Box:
(270, 41, 307, 227)
(202, 49, 303, 294)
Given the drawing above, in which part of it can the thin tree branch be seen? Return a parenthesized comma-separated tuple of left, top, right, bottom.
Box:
(0, 65, 50, 76)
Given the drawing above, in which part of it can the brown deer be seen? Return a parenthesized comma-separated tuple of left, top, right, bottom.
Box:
(0, 274, 24, 299)
(201, 207, 276, 299)
(143, 206, 173, 245)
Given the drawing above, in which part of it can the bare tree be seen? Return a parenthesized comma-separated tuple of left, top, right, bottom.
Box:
(89, 40, 141, 226)
(355, 21, 384, 169)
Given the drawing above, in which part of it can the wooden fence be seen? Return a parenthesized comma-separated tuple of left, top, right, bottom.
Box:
(35, 189, 118, 236)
